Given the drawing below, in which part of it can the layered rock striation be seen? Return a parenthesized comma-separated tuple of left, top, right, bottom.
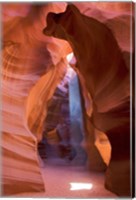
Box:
(1, 2, 134, 197)
(43, 3, 133, 196)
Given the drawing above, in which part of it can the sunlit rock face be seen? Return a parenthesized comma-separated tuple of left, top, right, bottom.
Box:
(2, 3, 70, 195)
(1, 2, 133, 197)
(43, 3, 133, 196)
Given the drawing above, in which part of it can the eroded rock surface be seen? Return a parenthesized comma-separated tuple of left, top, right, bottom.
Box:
(2, 4, 70, 195)
(43, 3, 133, 196)
(1, 2, 133, 197)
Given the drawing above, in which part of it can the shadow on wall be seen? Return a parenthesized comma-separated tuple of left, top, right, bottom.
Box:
(42, 3, 131, 196)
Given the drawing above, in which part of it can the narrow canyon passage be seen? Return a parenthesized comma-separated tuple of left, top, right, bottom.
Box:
(13, 159, 117, 198)
(1, 2, 133, 197)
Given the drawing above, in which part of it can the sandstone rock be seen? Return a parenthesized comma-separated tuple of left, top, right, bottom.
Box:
(43, 3, 132, 196)
(1, 2, 133, 197)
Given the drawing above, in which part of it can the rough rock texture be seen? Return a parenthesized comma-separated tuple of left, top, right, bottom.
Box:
(1, 2, 133, 197)
(43, 3, 133, 196)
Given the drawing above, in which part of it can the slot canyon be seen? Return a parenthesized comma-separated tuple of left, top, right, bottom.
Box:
(1, 2, 134, 198)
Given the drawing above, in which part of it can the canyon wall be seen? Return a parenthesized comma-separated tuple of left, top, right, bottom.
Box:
(1, 3, 70, 195)
(1, 2, 134, 197)
(43, 3, 133, 196)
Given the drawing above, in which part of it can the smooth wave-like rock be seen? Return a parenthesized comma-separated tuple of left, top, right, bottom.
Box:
(43, 4, 132, 196)
(2, 4, 71, 195)
(2, 43, 69, 195)
(1, 2, 133, 197)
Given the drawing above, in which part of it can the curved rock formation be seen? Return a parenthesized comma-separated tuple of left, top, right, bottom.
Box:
(1, 4, 70, 195)
(43, 3, 132, 196)
(1, 2, 133, 197)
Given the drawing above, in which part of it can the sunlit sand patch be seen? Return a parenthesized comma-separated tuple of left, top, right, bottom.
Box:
(70, 182, 93, 191)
